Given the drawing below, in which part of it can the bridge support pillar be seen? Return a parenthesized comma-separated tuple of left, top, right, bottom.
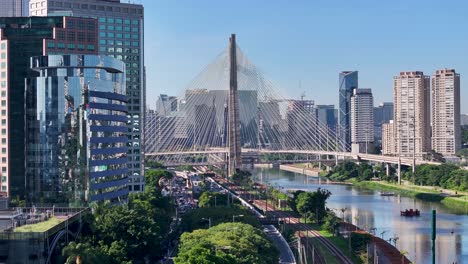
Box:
(397, 158, 401, 185)
(335, 154, 338, 166)
(386, 163, 390, 176)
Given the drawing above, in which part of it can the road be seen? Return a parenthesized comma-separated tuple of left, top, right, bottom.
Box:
(263, 225, 296, 264)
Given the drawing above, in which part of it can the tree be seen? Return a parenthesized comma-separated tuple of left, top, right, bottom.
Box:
(145, 169, 173, 190)
(198, 191, 229, 208)
(62, 242, 112, 264)
(295, 188, 331, 222)
(175, 223, 278, 264)
(322, 211, 340, 235)
(231, 170, 253, 186)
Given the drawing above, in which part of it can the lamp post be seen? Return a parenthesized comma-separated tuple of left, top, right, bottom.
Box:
(232, 214, 244, 223)
(201, 217, 212, 228)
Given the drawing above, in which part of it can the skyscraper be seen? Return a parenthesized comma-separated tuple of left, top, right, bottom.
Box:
(30, 0, 145, 192)
(382, 120, 396, 155)
(431, 69, 461, 156)
(374, 102, 394, 142)
(350, 89, 374, 153)
(0, 16, 98, 199)
(393, 71, 431, 158)
(0, 0, 28, 17)
(26, 55, 128, 204)
(338, 71, 358, 151)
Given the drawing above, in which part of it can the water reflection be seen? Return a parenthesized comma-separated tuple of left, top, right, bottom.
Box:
(253, 168, 468, 264)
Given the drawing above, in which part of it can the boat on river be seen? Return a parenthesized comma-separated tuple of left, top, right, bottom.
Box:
(401, 209, 420, 217)
(380, 192, 395, 196)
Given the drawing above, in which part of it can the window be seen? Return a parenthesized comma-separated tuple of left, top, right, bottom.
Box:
(0, 43, 4, 50)
(107, 18, 114, 23)
(0, 63, 4, 69)
(124, 19, 130, 25)
(132, 34, 138, 39)
(116, 18, 122, 24)
(78, 44, 85, 50)
(67, 32, 75, 41)
(67, 43, 75, 49)
(99, 24, 105, 30)
(124, 26, 130, 32)
(1, 167, 5, 173)
(132, 41, 139, 47)
(1, 158, 5, 163)
(99, 40, 106, 45)
(107, 32, 114, 38)
(124, 34, 130, 39)
(132, 20, 139, 25)
(99, 17, 106, 23)
(99, 32, 106, 38)
(57, 43, 65, 49)
(87, 45, 95, 51)
(108, 25, 114, 30)
(132, 27, 138, 32)
(1, 186, 5, 191)
(0, 53, 5, 59)
(1, 148, 6, 154)
(1, 101, 5, 107)
(1, 176, 6, 182)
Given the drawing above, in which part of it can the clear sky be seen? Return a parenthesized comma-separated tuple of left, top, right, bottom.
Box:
(141, 0, 468, 112)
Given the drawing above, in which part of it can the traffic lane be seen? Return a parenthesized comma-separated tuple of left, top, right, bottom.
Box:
(263, 225, 296, 264)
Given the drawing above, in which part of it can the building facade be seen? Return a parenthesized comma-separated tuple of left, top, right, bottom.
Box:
(373, 102, 393, 142)
(0, 0, 28, 17)
(382, 120, 396, 155)
(338, 71, 358, 151)
(393, 71, 431, 157)
(30, 0, 145, 192)
(431, 69, 461, 156)
(0, 16, 98, 199)
(350, 89, 374, 153)
(26, 55, 128, 204)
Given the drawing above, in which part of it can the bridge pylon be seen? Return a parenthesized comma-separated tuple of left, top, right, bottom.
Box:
(228, 34, 242, 176)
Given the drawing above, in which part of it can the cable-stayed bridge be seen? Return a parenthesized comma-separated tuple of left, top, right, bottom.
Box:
(145, 34, 439, 177)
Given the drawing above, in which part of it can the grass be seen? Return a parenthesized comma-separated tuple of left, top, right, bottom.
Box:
(354, 181, 468, 212)
(309, 237, 341, 264)
(308, 222, 362, 264)
(14, 217, 63, 233)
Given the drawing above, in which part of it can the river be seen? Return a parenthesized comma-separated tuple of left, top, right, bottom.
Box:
(252, 168, 468, 264)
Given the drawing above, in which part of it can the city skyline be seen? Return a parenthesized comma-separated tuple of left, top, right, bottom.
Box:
(142, 0, 468, 112)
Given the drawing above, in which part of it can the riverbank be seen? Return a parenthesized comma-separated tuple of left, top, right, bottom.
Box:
(279, 164, 319, 176)
(353, 180, 468, 212)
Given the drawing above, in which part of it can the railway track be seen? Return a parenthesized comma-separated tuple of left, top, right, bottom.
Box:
(256, 200, 353, 264)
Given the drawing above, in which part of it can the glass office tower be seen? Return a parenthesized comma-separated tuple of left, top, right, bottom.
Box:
(26, 55, 128, 204)
(338, 71, 358, 151)
(30, 0, 145, 192)
(0, 16, 98, 200)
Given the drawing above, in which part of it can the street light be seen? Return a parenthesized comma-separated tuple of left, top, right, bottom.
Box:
(232, 214, 244, 223)
(201, 217, 211, 228)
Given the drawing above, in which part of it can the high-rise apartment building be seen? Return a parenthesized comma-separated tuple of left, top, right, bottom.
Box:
(26, 55, 128, 204)
(0, 16, 98, 199)
(374, 102, 394, 141)
(431, 69, 461, 156)
(393, 71, 431, 157)
(30, 0, 145, 192)
(0, 0, 28, 17)
(338, 71, 358, 151)
(382, 120, 396, 155)
(350, 89, 374, 153)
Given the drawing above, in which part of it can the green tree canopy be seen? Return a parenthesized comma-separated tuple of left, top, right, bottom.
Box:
(294, 188, 331, 222)
(175, 223, 279, 264)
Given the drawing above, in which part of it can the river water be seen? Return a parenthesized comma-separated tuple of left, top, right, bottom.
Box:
(252, 168, 468, 264)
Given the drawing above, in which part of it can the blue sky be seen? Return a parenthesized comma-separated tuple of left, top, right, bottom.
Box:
(142, 0, 468, 112)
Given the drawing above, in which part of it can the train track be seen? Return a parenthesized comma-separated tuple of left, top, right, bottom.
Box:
(256, 200, 354, 264)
